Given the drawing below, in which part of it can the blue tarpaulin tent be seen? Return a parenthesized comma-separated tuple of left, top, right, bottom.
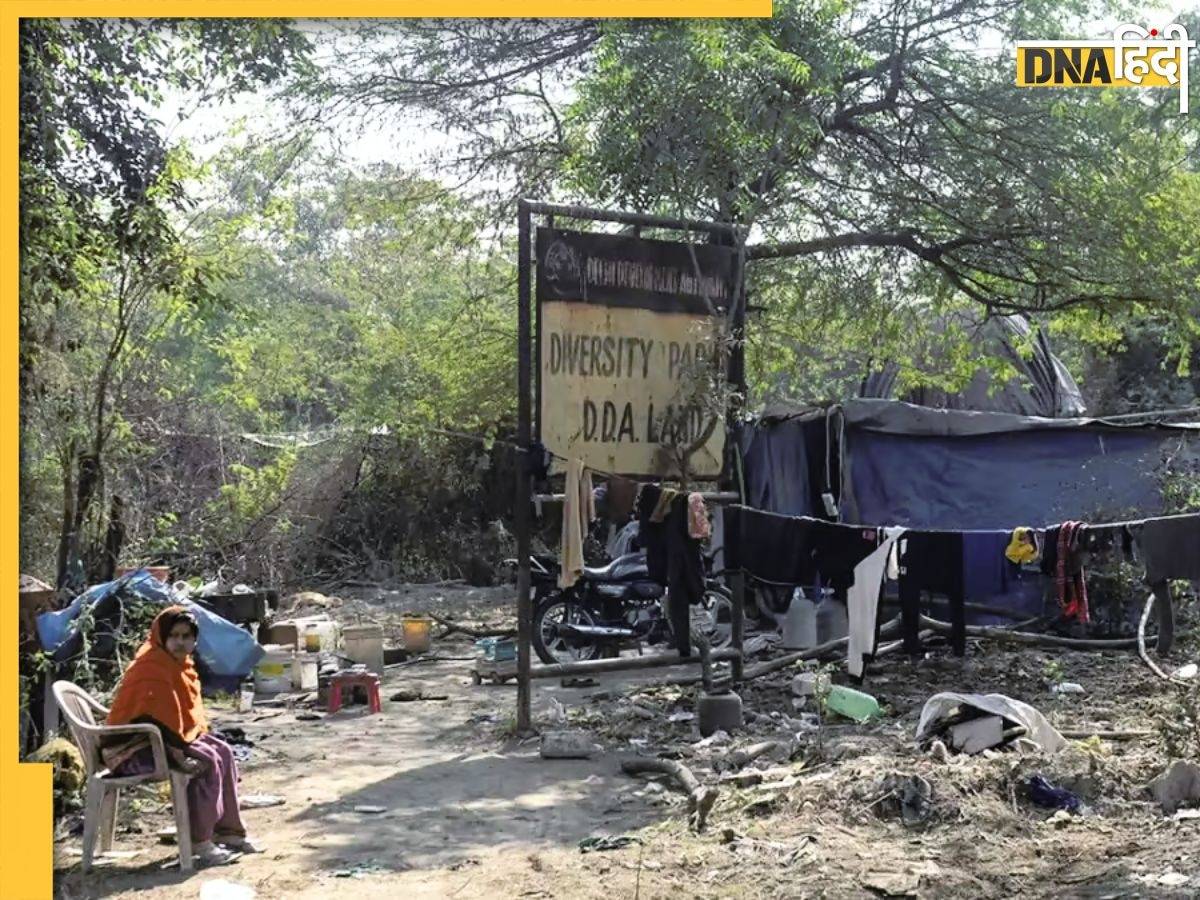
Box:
(37, 570, 264, 678)
(739, 399, 1200, 529)
(735, 400, 1200, 625)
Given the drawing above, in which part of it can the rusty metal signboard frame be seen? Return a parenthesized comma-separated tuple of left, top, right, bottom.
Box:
(514, 200, 747, 731)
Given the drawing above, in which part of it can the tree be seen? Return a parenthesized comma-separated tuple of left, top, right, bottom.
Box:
(306, 6, 1199, 405)
(19, 19, 311, 583)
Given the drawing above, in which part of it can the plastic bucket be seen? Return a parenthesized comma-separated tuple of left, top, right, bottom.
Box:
(254, 646, 294, 694)
(402, 617, 433, 654)
(342, 624, 385, 674)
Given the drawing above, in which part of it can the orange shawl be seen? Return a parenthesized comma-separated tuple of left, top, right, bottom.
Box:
(107, 606, 208, 743)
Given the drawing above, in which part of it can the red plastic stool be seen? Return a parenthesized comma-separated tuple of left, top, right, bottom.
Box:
(327, 672, 382, 714)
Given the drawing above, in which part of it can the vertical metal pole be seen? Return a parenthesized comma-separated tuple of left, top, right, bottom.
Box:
(728, 242, 747, 684)
(730, 570, 745, 683)
(516, 200, 534, 734)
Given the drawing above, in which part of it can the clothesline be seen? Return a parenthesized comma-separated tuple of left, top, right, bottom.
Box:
(730, 506, 1200, 534)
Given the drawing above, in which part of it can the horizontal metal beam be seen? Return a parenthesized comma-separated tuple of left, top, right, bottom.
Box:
(524, 200, 743, 239)
(529, 647, 740, 680)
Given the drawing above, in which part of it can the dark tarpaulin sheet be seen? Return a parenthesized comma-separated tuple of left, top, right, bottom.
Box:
(842, 427, 1170, 530)
(736, 412, 827, 517)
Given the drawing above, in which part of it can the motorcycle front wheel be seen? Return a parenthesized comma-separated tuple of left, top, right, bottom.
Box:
(532, 593, 601, 666)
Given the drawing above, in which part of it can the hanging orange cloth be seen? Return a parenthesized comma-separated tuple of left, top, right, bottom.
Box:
(107, 606, 208, 743)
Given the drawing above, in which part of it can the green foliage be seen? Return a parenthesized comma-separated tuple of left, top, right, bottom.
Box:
(205, 451, 297, 538)
(19, 20, 312, 580)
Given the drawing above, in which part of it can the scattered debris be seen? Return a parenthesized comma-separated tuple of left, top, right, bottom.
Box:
(1172, 663, 1198, 680)
(431, 612, 515, 639)
(791, 671, 831, 698)
(354, 805, 388, 814)
(870, 773, 933, 827)
(332, 863, 387, 878)
(1050, 682, 1086, 695)
(823, 685, 882, 724)
(561, 677, 599, 688)
(915, 693, 1067, 754)
(714, 740, 792, 773)
(540, 730, 600, 759)
(239, 794, 286, 810)
(1158, 872, 1191, 888)
(578, 835, 641, 853)
(389, 689, 448, 702)
(1026, 775, 1082, 814)
(621, 757, 719, 832)
(1147, 761, 1200, 815)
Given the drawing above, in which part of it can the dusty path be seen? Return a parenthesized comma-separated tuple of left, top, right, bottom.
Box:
(52, 583, 1200, 898)
(53, 651, 683, 899)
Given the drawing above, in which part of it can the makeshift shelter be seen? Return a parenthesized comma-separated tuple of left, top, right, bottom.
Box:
(739, 400, 1200, 530)
(859, 314, 1088, 419)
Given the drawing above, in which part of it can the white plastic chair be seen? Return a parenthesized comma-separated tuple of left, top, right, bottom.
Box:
(52, 680, 194, 872)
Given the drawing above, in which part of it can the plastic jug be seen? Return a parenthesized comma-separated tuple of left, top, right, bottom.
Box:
(816, 592, 848, 643)
(782, 589, 818, 650)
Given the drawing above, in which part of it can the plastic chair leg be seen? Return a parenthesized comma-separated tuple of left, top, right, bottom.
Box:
(328, 684, 343, 714)
(80, 778, 105, 873)
(99, 786, 120, 852)
(170, 772, 194, 872)
(369, 685, 382, 714)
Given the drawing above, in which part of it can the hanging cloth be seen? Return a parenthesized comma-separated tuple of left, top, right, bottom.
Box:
(559, 459, 595, 589)
(1055, 521, 1089, 623)
(687, 492, 711, 540)
(847, 527, 905, 679)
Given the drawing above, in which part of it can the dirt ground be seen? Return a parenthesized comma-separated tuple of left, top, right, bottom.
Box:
(52, 584, 1200, 899)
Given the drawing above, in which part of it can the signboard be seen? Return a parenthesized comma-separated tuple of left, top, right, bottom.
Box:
(537, 227, 735, 478)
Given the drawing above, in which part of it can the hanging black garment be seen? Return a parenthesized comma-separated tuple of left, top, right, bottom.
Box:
(1129, 514, 1200, 582)
(898, 531, 966, 657)
(637, 485, 668, 585)
(722, 506, 876, 590)
(639, 487, 704, 657)
(722, 505, 819, 586)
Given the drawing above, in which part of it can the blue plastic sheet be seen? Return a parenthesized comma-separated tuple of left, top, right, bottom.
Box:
(843, 427, 1166, 530)
(36, 570, 264, 678)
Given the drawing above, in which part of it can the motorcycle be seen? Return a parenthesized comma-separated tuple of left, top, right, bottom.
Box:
(522, 551, 733, 665)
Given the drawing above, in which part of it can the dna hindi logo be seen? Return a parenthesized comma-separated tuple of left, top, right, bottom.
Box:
(1016, 23, 1195, 113)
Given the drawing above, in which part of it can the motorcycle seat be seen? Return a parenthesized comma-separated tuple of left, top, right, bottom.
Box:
(582, 551, 648, 582)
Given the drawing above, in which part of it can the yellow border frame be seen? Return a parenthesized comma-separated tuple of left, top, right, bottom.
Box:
(3, 2, 771, 896)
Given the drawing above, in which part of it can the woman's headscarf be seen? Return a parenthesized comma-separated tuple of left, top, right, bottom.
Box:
(107, 605, 208, 743)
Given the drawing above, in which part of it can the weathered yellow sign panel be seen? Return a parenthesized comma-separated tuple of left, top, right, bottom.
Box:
(540, 301, 725, 478)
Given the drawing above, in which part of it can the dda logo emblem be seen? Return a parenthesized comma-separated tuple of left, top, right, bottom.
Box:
(1016, 23, 1195, 113)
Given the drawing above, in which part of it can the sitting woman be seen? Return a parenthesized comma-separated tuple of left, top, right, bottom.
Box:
(102, 606, 260, 866)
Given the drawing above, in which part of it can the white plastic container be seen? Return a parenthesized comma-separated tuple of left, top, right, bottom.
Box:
(816, 592, 848, 643)
(254, 646, 294, 694)
(342, 624, 384, 675)
(782, 589, 818, 650)
(292, 654, 319, 691)
(289, 615, 338, 652)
